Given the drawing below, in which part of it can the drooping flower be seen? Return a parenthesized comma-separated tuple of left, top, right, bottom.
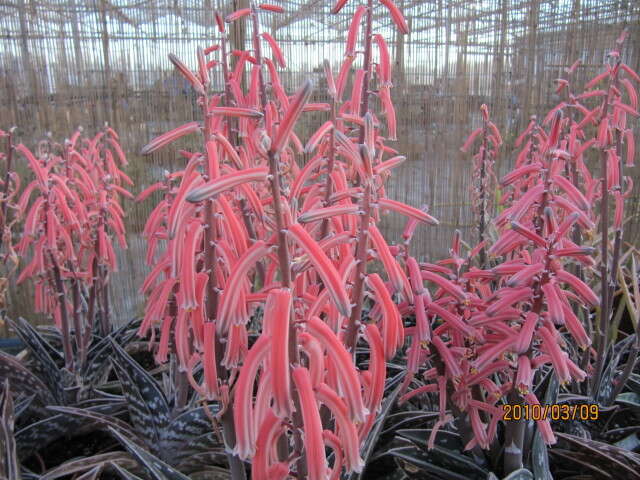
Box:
(291, 367, 328, 480)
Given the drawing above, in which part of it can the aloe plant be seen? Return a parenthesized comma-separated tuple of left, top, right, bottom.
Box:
(54, 341, 226, 478)
(0, 319, 225, 479)
(2, 317, 137, 462)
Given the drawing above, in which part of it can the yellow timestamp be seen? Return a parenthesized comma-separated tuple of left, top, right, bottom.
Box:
(502, 403, 599, 421)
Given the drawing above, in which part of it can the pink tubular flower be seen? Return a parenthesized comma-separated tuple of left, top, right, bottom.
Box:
(305, 120, 333, 154)
(167, 171, 202, 238)
(515, 355, 533, 394)
(363, 324, 386, 413)
(298, 204, 359, 224)
(427, 302, 478, 339)
(399, 383, 438, 404)
(421, 270, 467, 302)
(233, 334, 270, 460)
(566, 356, 587, 382)
(304, 106, 331, 115)
(179, 221, 203, 311)
(218, 196, 248, 255)
(331, 0, 349, 13)
(291, 367, 328, 480)
(509, 221, 547, 248)
(324, 59, 337, 99)
(140, 277, 177, 336)
(428, 413, 453, 450)
(46, 207, 57, 250)
(621, 62, 640, 82)
(552, 196, 595, 230)
(197, 47, 209, 87)
(217, 241, 270, 332)
(253, 373, 273, 436)
(265, 289, 293, 417)
(225, 8, 251, 22)
(374, 34, 391, 84)
(552, 212, 580, 241)
(406, 256, 424, 295)
(515, 312, 539, 354)
(508, 184, 545, 222)
(17, 144, 49, 189)
(485, 287, 532, 317)
(259, 3, 285, 13)
(551, 174, 589, 211)
(472, 335, 515, 373)
(431, 336, 462, 381)
(210, 106, 263, 118)
(261, 33, 286, 68)
(624, 129, 635, 166)
(379, 85, 397, 140)
(316, 383, 364, 473)
(467, 361, 510, 387)
(222, 323, 248, 369)
(272, 80, 313, 154)
(374, 155, 406, 176)
(306, 316, 368, 423)
(468, 406, 488, 449)
(488, 230, 523, 257)
(203, 44, 219, 55)
(561, 302, 590, 349)
(185, 167, 269, 203)
(345, 6, 366, 57)
(377, 198, 439, 225)
(500, 162, 542, 187)
(253, 409, 284, 480)
(554, 269, 599, 307)
(299, 332, 325, 387)
(537, 326, 570, 384)
(461, 128, 483, 153)
(287, 223, 352, 317)
(167, 54, 205, 96)
(366, 273, 403, 359)
(507, 262, 544, 288)
(174, 307, 190, 371)
(213, 133, 243, 169)
(368, 224, 405, 294)
(335, 56, 355, 102)
(380, 0, 410, 34)
(614, 99, 639, 117)
(266, 463, 289, 479)
(155, 315, 173, 364)
(541, 281, 565, 325)
(323, 430, 344, 480)
(350, 69, 365, 115)
(414, 294, 431, 344)
(524, 393, 557, 444)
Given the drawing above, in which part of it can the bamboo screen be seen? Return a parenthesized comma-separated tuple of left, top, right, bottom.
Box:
(1, 0, 638, 323)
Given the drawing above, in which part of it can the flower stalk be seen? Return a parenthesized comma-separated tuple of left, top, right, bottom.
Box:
(344, 0, 374, 354)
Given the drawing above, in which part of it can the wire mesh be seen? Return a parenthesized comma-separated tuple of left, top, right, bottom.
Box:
(1, 0, 638, 323)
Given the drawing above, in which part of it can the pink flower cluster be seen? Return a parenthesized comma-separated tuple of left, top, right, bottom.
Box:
(137, 1, 429, 477)
(15, 127, 133, 367)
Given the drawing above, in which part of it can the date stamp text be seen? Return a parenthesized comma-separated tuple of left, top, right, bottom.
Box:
(502, 403, 599, 421)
